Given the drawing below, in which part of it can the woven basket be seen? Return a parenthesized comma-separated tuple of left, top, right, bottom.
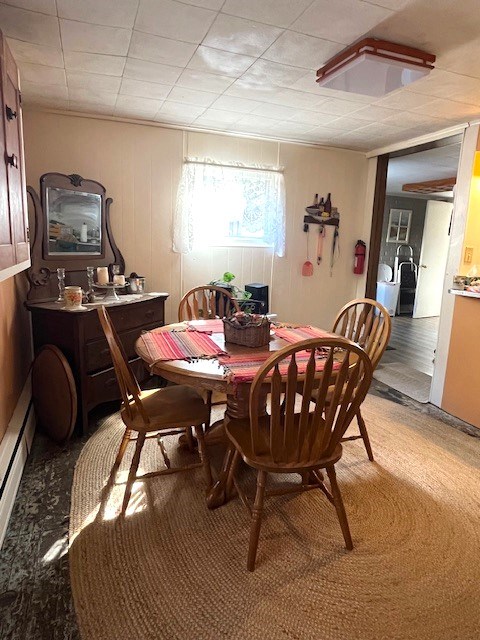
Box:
(223, 317, 271, 348)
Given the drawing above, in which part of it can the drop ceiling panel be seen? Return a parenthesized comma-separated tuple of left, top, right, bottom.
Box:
(7, 0, 480, 151)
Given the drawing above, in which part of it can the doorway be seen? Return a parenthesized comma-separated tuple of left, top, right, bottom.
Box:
(368, 137, 461, 402)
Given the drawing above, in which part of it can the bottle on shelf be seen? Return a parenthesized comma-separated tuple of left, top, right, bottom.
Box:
(318, 196, 325, 213)
(324, 193, 332, 214)
(312, 193, 319, 207)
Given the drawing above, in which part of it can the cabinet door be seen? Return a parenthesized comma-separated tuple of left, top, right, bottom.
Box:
(3, 38, 29, 264)
(0, 33, 14, 270)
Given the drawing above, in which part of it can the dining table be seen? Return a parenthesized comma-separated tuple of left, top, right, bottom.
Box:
(135, 319, 334, 509)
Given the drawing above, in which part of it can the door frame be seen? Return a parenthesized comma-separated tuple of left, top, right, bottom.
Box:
(365, 134, 463, 300)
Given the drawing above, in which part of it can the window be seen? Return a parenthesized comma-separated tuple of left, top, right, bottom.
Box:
(386, 208, 412, 243)
(173, 159, 286, 256)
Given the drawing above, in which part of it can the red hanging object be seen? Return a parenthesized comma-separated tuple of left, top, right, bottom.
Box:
(354, 240, 366, 275)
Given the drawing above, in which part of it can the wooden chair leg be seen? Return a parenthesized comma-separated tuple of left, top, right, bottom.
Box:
(185, 426, 195, 452)
(157, 436, 171, 469)
(194, 424, 213, 489)
(326, 466, 353, 551)
(122, 432, 146, 515)
(206, 390, 213, 428)
(112, 428, 131, 476)
(247, 470, 267, 572)
(356, 408, 374, 461)
(226, 450, 241, 496)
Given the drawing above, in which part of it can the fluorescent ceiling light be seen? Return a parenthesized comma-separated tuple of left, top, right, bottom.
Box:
(317, 38, 435, 97)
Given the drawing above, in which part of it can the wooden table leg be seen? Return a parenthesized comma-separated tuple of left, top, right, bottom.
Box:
(206, 384, 267, 509)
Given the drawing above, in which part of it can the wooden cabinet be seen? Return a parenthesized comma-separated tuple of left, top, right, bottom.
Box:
(26, 294, 168, 434)
(0, 30, 29, 277)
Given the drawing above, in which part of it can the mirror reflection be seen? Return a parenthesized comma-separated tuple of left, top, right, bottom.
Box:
(46, 187, 102, 255)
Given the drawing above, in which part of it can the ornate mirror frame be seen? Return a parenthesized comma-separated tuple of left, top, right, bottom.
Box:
(27, 173, 124, 301)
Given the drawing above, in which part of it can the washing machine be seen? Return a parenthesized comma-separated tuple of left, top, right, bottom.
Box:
(376, 263, 400, 316)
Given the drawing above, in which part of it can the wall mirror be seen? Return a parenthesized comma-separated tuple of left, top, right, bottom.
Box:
(27, 172, 124, 301)
(386, 208, 412, 243)
(46, 186, 102, 255)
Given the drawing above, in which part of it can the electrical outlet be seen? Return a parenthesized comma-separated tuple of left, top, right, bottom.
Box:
(464, 246, 474, 264)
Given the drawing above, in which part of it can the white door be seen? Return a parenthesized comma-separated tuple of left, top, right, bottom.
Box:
(413, 200, 452, 318)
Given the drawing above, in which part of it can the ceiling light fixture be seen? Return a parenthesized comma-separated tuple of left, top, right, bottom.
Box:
(316, 38, 435, 97)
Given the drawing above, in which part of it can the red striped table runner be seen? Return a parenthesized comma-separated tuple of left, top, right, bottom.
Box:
(273, 325, 334, 343)
(139, 330, 226, 364)
(186, 319, 225, 334)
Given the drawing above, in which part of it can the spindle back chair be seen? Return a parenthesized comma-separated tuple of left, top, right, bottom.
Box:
(226, 337, 373, 570)
(98, 306, 212, 514)
(178, 285, 240, 321)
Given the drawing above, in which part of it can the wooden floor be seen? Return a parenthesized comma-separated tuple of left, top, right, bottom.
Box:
(381, 315, 440, 377)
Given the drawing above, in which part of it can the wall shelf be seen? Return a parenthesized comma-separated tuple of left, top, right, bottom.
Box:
(303, 215, 339, 227)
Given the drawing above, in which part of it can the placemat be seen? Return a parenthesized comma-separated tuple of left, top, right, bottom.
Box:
(139, 329, 226, 364)
(273, 325, 334, 344)
(186, 319, 225, 334)
(218, 350, 338, 385)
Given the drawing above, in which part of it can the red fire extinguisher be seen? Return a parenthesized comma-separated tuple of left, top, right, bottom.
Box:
(354, 240, 366, 274)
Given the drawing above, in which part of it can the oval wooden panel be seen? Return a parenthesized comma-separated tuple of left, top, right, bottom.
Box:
(32, 345, 77, 443)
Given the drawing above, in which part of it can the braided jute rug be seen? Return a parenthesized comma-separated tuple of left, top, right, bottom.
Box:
(69, 394, 480, 640)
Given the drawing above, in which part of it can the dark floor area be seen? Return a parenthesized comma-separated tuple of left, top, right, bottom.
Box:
(0, 388, 478, 640)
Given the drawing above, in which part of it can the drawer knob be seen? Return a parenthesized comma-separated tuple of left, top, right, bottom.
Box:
(6, 153, 18, 168)
(5, 105, 17, 120)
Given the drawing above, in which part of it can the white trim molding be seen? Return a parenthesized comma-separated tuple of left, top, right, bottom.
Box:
(0, 259, 31, 285)
(430, 124, 479, 407)
(0, 375, 35, 549)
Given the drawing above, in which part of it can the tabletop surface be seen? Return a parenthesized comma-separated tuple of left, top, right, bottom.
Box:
(25, 292, 169, 312)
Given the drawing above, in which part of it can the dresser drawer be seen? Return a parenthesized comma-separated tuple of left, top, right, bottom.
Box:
(86, 357, 149, 409)
(83, 298, 165, 341)
(85, 322, 161, 373)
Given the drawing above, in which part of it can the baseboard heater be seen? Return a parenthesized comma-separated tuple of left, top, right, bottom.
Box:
(0, 376, 35, 549)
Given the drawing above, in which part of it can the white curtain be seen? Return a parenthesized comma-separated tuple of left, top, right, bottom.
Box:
(173, 160, 286, 257)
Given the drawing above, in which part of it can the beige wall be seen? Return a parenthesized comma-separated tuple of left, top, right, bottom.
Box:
(0, 273, 31, 443)
(23, 110, 369, 327)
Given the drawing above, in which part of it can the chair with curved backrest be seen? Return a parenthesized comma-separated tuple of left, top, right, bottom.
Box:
(178, 285, 241, 429)
(329, 298, 391, 461)
(97, 306, 213, 514)
(178, 285, 240, 321)
(226, 337, 373, 571)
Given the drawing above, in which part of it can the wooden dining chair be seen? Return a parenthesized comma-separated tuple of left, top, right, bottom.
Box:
(226, 337, 373, 571)
(329, 298, 391, 461)
(178, 285, 241, 428)
(178, 285, 240, 321)
(97, 306, 213, 514)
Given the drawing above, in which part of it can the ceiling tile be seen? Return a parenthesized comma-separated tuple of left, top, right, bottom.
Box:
(235, 114, 277, 130)
(7, 39, 64, 68)
(351, 105, 397, 121)
(321, 115, 367, 131)
(289, 110, 339, 125)
(120, 78, 172, 100)
(64, 52, 126, 76)
(19, 62, 66, 86)
(194, 108, 242, 124)
(179, 0, 224, 8)
(373, 89, 438, 110)
(21, 81, 68, 101)
(67, 71, 121, 92)
(221, 0, 313, 29)
(187, 45, 255, 77)
(406, 69, 480, 106)
(203, 14, 282, 57)
(312, 98, 365, 115)
(124, 58, 182, 85)
(364, 0, 417, 10)
(210, 94, 263, 113)
(167, 86, 218, 107)
(68, 87, 118, 106)
(129, 31, 197, 66)
(269, 120, 314, 135)
(262, 31, 343, 70)
(4, 0, 56, 15)
(135, 0, 216, 44)
(57, 0, 139, 28)
(269, 88, 325, 109)
(115, 94, 164, 116)
(251, 103, 298, 120)
(155, 101, 206, 121)
(381, 111, 437, 129)
(225, 78, 280, 102)
(290, 0, 393, 45)
(0, 4, 61, 47)
(71, 102, 114, 115)
(176, 69, 234, 93)
(412, 98, 480, 120)
(60, 19, 131, 55)
(27, 97, 69, 110)
(241, 59, 308, 88)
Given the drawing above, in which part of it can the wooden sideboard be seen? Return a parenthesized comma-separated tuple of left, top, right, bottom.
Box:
(26, 293, 168, 434)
